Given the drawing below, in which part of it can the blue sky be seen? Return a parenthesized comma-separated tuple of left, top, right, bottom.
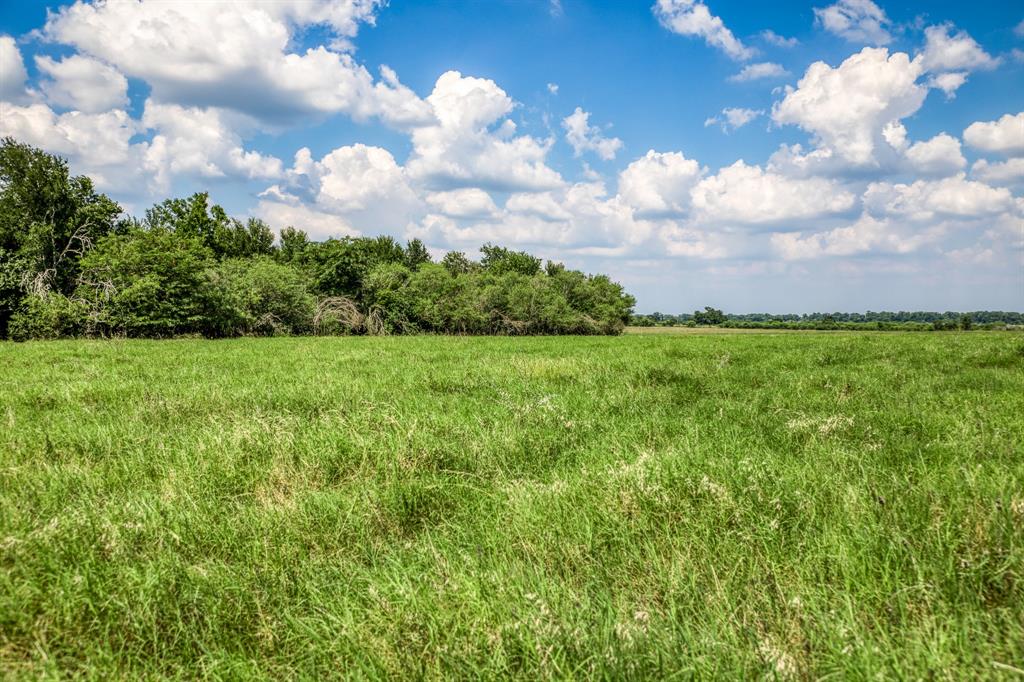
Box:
(1, 0, 1022, 312)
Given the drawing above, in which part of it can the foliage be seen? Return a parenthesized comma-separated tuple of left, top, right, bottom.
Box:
(205, 257, 316, 337)
(76, 227, 215, 338)
(7, 292, 87, 341)
(693, 306, 726, 325)
(1, 140, 634, 340)
(0, 137, 122, 336)
(1, 332, 1022, 677)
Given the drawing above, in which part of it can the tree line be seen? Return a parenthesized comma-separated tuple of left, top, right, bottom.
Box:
(633, 307, 1022, 331)
(0, 138, 636, 340)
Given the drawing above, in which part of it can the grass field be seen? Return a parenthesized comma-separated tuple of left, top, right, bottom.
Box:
(2, 332, 1023, 678)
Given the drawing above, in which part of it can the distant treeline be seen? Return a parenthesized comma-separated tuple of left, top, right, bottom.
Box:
(633, 308, 1023, 331)
(1, 138, 634, 340)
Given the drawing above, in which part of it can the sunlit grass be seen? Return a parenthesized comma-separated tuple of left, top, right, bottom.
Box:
(2, 332, 1022, 678)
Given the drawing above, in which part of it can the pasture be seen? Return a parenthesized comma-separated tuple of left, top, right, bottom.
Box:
(2, 332, 1022, 678)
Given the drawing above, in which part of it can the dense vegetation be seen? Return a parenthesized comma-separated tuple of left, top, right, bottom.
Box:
(633, 308, 1023, 331)
(2, 332, 1022, 677)
(0, 138, 634, 340)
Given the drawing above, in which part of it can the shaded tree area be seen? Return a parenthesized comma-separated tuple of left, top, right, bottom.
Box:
(0, 139, 635, 340)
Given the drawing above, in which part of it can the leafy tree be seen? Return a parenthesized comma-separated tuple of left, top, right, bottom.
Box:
(145, 192, 272, 259)
(693, 306, 726, 326)
(441, 250, 475, 276)
(76, 227, 215, 338)
(277, 226, 309, 264)
(0, 137, 121, 337)
(479, 243, 542, 276)
(404, 238, 432, 270)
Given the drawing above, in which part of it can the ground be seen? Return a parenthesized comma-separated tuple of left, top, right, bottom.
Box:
(1, 331, 1022, 678)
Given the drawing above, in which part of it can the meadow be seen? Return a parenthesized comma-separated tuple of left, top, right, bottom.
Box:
(1, 331, 1022, 678)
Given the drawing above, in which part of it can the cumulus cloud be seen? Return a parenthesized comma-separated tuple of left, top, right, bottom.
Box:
(704, 107, 763, 132)
(547, 82, 559, 94)
(0, 102, 145, 191)
(0, 36, 29, 103)
(426, 188, 500, 218)
(653, 0, 755, 61)
(775, 172, 1020, 260)
(772, 48, 926, 165)
(904, 133, 966, 176)
(918, 24, 1000, 73)
(562, 107, 623, 160)
(971, 157, 1024, 185)
(257, 143, 420, 239)
(36, 54, 128, 113)
(691, 160, 856, 225)
(406, 71, 562, 191)
(617, 150, 703, 217)
(141, 102, 283, 192)
(963, 112, 1024, 156)
(813, 0, 892, 46)
(728, 62, 789, 82)
(927, 72, 969, 99)
(863, 173, 1014, 220)
(771, 214, 926, 259)
(41, 0, 432, 128)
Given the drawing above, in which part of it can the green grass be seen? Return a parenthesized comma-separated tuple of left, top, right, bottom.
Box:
(2, 332, 1023, 679)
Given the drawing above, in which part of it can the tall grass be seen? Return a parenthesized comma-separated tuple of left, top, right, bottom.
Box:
(1, 332, 1022, 677)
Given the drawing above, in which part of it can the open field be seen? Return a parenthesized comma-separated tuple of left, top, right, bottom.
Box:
(2, 333, 1023, 678)
(626, 326, 830, 334)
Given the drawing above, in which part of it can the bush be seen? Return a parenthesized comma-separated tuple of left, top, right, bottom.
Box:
(9, 293, 88, 341)
(76, 227, 214, 338)
(206, 257, 316, 337)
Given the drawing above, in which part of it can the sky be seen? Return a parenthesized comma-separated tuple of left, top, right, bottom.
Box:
(1, 0, 1022, 313)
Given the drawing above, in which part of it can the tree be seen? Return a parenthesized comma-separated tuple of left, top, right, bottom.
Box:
(479, 243, 542, 276)
(76, 227, 215, 338)
(693, 306, 726, 326)
(0, 138, 122, 337)
(404, 238, 432, 270)
(276, 226, 309, 264)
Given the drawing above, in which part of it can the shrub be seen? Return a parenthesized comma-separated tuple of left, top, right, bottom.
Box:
(206, 257, 316, 337)
(8, 293, 88, 341)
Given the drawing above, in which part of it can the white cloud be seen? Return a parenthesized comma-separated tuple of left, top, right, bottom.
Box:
(729, 62, 789, 82)
(425, 188, 499, 218)
(771, 214, 927, 259)
(917, 24, 999, 73)
(36, 54, 128, 113)
(691, 160, 856, 225)
(704, 107, 763, 131)
(617, 150, 703, 217)
(653, 0, 755, 61)
(772, 48, 926, 165)
(904, 133, 966, 176)
(775, 173, 1019, 259)
(963, 112, 1024, 156)
(971, 157, 1024, 184)
(547, 82, 559, 94)
(41, 0, 432, 128)
(863, 174, 1014, 220)
(927, 72, 968, 99)
(258, 143, 420, 239)
(0, 102, 145, 191)
(142, 102, 283, 192)
(562, 107, 623, 160)
(405, 71, 562, 191)
(0, 36, 29, 103)
(813, 0, 892, 45)
(256, 200, 361, 240)
(1016, 19, 1024, 38)
(761, 30, 799, 48)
